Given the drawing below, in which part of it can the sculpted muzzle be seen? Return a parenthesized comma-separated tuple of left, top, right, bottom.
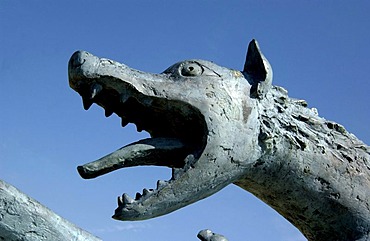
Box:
(68, 50, 232, 220)
(68, 40, 270, 220)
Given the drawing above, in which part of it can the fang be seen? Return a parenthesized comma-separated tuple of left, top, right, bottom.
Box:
(105, 108, 114, 117)
(82, 97, 93, 110)
(123, 193, 134, 204)
(90, 83, 102, 99)
(121, 117, 129, 127)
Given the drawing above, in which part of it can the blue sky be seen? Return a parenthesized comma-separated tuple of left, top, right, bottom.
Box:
(1, 1, 369, 241)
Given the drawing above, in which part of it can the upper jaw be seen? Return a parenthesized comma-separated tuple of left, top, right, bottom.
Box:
(68, 51, 208, 154)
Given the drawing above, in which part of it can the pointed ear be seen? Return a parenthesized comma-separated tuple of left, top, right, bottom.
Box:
(243, 39, 273, 98)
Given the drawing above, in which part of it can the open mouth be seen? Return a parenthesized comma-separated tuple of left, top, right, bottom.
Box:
(72, 75, 208, 213)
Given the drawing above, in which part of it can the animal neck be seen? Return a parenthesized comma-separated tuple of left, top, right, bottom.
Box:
(235, 85, 370, 241)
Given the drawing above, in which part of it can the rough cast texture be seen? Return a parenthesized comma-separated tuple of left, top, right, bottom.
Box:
(69, 40, 370, 241)
(0, 180, 101, 241)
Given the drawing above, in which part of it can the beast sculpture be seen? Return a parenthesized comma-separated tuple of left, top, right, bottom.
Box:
(68, 40, 370, 241)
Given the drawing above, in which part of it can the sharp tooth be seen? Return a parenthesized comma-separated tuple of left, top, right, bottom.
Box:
(143, 188, 150, 196)
(172, 168, 183, 180)
(184, 154, 196, 168)
(121, 92, 130, 103)
(90, 83, 102, 99)
(156, 180, 168, 190)
(141, 97, 153, 106)
(121, 117, 129, 127)
(82, 96, 93, 110)
(122, 193, 134, 204)
(135, 192, 142, 200)
(117, 196, 123, 206)
(105, 108, 114, 117)
(136, 124, 143, 132)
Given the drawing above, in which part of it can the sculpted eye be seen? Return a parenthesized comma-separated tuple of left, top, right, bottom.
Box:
(181, 62, 203, 76)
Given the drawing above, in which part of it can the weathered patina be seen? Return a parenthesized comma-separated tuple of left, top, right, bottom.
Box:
(0, 180, 101, 241)
(68, 40, 370, 241)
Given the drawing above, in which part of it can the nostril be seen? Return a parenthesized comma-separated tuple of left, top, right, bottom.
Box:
(70, 50, 88, 68)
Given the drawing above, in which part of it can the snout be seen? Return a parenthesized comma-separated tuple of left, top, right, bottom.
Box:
(69, 50, 89, 68)
(68, 50, 101, 90)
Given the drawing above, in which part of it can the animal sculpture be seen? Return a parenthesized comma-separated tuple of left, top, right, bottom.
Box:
(68, 40, 370, 241)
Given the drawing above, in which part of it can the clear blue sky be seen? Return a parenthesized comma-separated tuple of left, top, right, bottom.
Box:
(1, 1, 370, 241)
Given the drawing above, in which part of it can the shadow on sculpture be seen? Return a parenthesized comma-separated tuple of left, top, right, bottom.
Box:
(69, 39, 370, 241)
